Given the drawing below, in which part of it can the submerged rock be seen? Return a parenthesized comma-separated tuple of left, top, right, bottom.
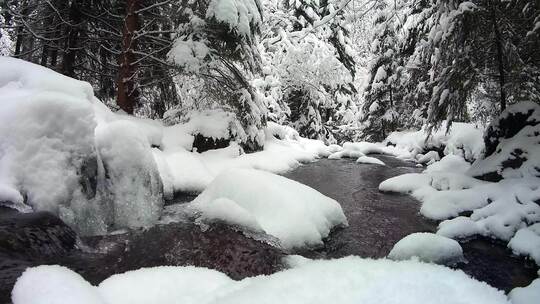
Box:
(85, 221, 285, 281)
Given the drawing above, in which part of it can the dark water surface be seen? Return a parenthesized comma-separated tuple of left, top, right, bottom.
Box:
(285, 156, 538, 292)
(0, 155, 538, 302)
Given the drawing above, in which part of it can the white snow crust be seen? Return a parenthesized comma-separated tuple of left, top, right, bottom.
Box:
(388, 232, 464, 265)
(175, 168, 348, 249)
(12, 257, 510, 304)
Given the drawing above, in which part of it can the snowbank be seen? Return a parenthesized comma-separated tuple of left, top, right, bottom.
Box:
(12, 257, 510, 304)
(11, 265, 103, 304)
(388, 232, 464, 265)
(381, 173, 540, 242)
(179, 168, 348, 249)
(384, 122, 484, 162)
(508, 224, 540, 265)
(469, 102, 540, 181)
(157, 123, 340, 194)
(380, 103, 540, 265)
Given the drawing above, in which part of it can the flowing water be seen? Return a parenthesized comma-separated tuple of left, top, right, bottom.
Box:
(285, 156, 538, 292)
(0, 155, 537, 302)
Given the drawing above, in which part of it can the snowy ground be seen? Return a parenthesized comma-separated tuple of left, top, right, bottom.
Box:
(12, 257, 511, 304)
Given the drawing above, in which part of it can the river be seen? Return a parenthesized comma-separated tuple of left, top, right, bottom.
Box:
(0, 155, 537, 302)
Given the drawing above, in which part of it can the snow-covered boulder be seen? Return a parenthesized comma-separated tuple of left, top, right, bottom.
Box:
(12, 257, 510, 304)
(0, 57, 104, 233)
(186, 168, 348, 249)
(0, 58, 165, 235)
(388, 232, 464, 265)
(470, 101, 540, 181)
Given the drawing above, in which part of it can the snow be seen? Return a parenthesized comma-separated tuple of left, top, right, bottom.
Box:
(0, 57, 100, 233)
(388, 232, 464, 265)
(508, 224, 540, 265)
(95, 120, 164, 230)
(425, 154, 471, 174)
(357, 156, 385, 165)
(384, 122, 484, 162)
(0, 57, 167, 235)
(12, 257, 510, 304)
(192, 197, 263, 232)
(156, 123, 340, 194)
(206, 0, 262, 37)
(99, 266, 232, 304)
(509, 278, 540, 304)
(468, 102, 540, 180)
(12, 265, 103, 304)
(380, 154, 540, 264)
(174, 168, 348, 249)
(328, 141, 395, 163)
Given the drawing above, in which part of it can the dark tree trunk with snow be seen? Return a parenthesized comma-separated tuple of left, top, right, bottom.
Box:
(117, 0, 140, 114)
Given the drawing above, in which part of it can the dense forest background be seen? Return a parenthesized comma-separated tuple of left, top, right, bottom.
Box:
(1, 0, 539, 148)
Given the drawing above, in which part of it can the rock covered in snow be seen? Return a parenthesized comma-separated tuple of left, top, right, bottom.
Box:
(0, 57, 102, 233)
(388, 232, 464, 265)
(470, 101, 540, 181)
(12, 257, 510, 304)
(0, 57, 166, 235)
(182, 168, 348, 249)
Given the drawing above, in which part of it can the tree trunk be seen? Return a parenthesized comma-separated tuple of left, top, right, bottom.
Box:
(116, 0, 140, 114)
(61, 1, 82, 77)
(490, 0, 507, 112)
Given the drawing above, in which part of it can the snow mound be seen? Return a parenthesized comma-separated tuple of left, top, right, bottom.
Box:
(509, 278, 540, 304)
(508, 224, 540, 265)
(12, 257, 510, 304)
(388, 232, 464, 265)
(0, 57, 100, 230)
(469, 101, 540, 181)
(157, 123, 339, 194)
(356, 156, 385, 165)
(425, 154, 471, 174)
(99, 266, 232, 304)
(193, 197, 263, 232)
(384, 122, 484, 162)
(329, 142, 395, 160)
(182, 168, 348, 249)
(12, 265, 103, 304)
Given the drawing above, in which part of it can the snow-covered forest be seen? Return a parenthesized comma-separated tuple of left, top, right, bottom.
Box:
(0, 0, 540, 303)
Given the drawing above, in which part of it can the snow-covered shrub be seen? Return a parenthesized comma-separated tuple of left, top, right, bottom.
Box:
(469, 101, 540, 181)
